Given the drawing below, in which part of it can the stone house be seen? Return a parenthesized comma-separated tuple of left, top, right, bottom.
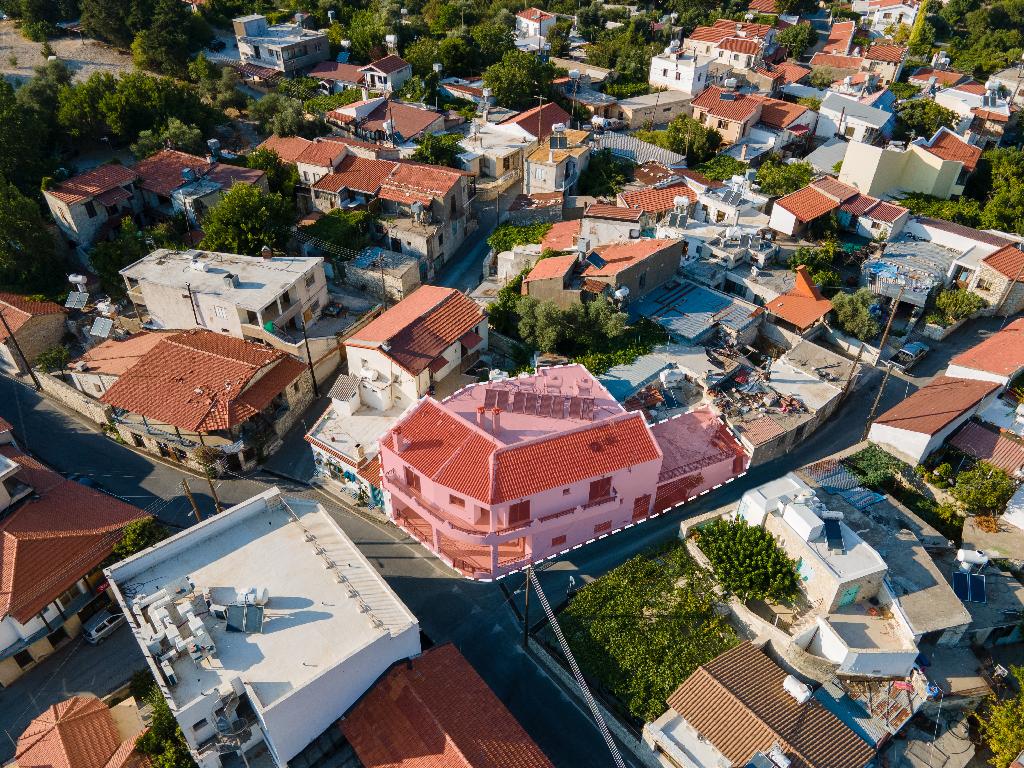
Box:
(0, 295, 67, 375)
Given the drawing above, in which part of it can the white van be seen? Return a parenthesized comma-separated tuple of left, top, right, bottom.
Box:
(83, 609, 126, 645)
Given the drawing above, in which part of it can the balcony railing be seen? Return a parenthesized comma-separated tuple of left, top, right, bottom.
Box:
(386, 470, 489, 536)
(582, 490, 618, 510)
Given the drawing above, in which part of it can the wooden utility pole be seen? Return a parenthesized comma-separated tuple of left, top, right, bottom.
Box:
(877, 284, 905, 357)
(843, 342, 866, 397)
(181, 478, 203, 522)
(862, 361, 894, 441)
(0, 308, 41, 390)
(206, 471, 223, 514)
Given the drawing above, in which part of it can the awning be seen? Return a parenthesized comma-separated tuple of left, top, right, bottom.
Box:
(460, 330, 483, 350)
(237, 63, 282, 82)
(428, 356, 448, 374)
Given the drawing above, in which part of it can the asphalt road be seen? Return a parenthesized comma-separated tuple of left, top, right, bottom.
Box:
(0, 314, 1008, 767)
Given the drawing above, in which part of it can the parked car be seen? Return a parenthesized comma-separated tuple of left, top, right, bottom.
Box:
(207, 38, 226, 52)
(892, 341, 930, 372)
(83, 609, 126, 645)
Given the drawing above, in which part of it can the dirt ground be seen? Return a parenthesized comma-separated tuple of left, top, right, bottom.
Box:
(0, 20, 134, 84)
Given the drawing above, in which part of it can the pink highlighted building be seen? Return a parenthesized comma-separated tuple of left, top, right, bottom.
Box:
(379, 364, 747, 579)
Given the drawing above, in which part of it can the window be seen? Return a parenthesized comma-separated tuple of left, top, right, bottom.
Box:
(131, 433, 145, 448)
(449, 494, 466, 507)
(717, 119, 728, 129)
(14, 650, 33, 669)
(292, 381, 300, 393)
(662, 68, 668, 77)
(93, 383, 103, 394)
(214, 305, 228, 319)
(562, 488, 571, 495)
(246, 310, 258, 324)
(305, 273, 316, 288)
(84, 201, 97, 218)
(404, 466, 421, 491)
(977, 277, 994, 291)
(638, 272, 647, 290)
(508, 500, 531, 524)
(192, 719, 210, 733)
(589, 477, 612, 502)
(676, 72, 681, 80)
(594, 520, 612, 534)
(551, 535, 567, 547)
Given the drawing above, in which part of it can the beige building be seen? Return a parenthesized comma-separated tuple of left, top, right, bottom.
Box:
(691, 86, 763, 144)
(42, 165, 142, 255)
(458, 121, 533, 201)
(613, 91, 693, 129)
(523, 129, 591, 195)
(233, 14, 329, 76)
(0, 294, 67, 375)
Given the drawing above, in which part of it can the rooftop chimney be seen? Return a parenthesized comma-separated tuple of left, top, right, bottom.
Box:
(491, 407, 501, 434)
(354, 442, 365, 460)
(476, 405, 486, 428)
(394, 427, 408, 453)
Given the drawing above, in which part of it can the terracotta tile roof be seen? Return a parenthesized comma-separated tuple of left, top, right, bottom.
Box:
(308, 61, 364, 84)
(498, 103, 572, 140)
(360, 54, 410, 75)
(973, 107, 1012, 123)
(46, 165, 139, 205)
(954, 80, 987, 95)
(134, 149, 209, 197)
(982, 244, 1024, 280)
(540, 219, 581, 251)
(0, 294, 65, 342)
(584, 203, 644, 221)
(775, 186, 840, 223)
(949, 421, 1024, 476)
(868, 0, 917, 7)
(809, 52, 864, 70)
(256, 135, 312, 164)
(517, 6, 554, 21)
(765, 265, 832, 329)
(632, 162, 676, 185)
(758, 98, 808, 130)
(874, 375, 999, 436)
(94, 186, 133, 207)
(747, 0, 780, 13)
(950, 318, 1024, 375)
(0, 446, 148, 623)
(916, 217, 1013, 248)
(811, 176, 859, 201)
(719, 37, 762, 55)
(16, 696, 147, 768)
(347, 286, 484, 375)
(676, 168, 725, 189)
(523, 255, 577, 283)
(822, 20, 855, 54)
(735, 414, 786, 445)
(619, 182, 696, 214)
(866, 199, 908, 223)
(909, 67, 966, 87)
(312, 155, 399, 195)
(583, 239, 680, 277)
(100, 330, 304, 432)
(772, 60, 811, 85)
(72, 332, 166, 376)
(692, 86, 762, 123)
(295, 138, 347, 168)
(865, 44, 907, 63)
(341, 644, 553, 768)
(351, 100, 444, 141)
(688, 19, 773, 44)
(379, 161, 466, 206)
(667, 643, 875, 768)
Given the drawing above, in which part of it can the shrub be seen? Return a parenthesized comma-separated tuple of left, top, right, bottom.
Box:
(832, 289, 881, 340)
(696, 519, 800, 602)
(486, 222, 552, 253)
(952, 461, 1016, 516)
(934, 288, 985, 324)
(846, 445, 905, 490)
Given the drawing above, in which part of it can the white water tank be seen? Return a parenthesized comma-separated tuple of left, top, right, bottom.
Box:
(957, 548, 988, 567)
(783, 501, 823, 541)
(783, 674, 812, 705)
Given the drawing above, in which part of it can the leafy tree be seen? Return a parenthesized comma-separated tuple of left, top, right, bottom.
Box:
(636, 115, 722, 165)
(402, 36, 441, 78)
(897, 191, 982, 226)
(0, 177, 65, 292)
(246, 147, 298, 196)
(777, 22, 817, 57)
(471, 20, 515, 68)
(694, 155, 748, 181)
(15, 58, 72, 150)
(483, 49, 556, 110)
(56, 71, 116, 143)
(546, 18, 574, 56)
(832, 288, 881, 340)
(952, 461, 1016, 515)
(577, 149, 629, 196)
(112, 517, 168, 560)
(96, 71, 218, 142)
(131, 117, 204, 157)
(756, 155, 814, 196)
(130, 0, 194, 75)
(697, 519, 799, 602)
(250, 92, 319, 137)
(516, 297, 628, 354)
(488, 267, 529, 336)
(200, 184, 294, 254)
(411, 133, 463, 168)
(80, 0, 133, 47)
(487, 222, 552, 253)
(788, 237, 841, 286)
(135, 687, 194, 768)
(894, 98, 959, 141)
(346, 8, 388, 61)
(89, 220, 147, 298)
(303, 209, 372, 252)
(808, 66, 837, 89)
(36, 344, 70, 375)
(976, 667, 1024, 768)
(0, 81, 47, 195)
(934, 287, 985, 322)
(846, 444, 905, 489)
(797, 96, 821, 111)
(888, 81, 921, 100)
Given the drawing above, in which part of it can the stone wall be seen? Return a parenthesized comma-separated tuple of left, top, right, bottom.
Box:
(36, 370, 113, 425)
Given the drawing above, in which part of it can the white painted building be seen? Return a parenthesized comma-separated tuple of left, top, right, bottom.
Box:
(648, 42, 712, 96)
(233, 14, 329, 76)
(105, 487, 420, 768)
(863, 0, 919, 33)
(815, 92, 893, 143)
(515, 7, 556, 40)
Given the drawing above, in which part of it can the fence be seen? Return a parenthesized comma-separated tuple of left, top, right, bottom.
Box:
(35, 371, 112, 425)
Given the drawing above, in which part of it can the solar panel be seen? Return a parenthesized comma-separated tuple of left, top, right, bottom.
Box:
(483, 388, 497, 408)
(512, 391, 526, 413)
(952, 571, 970, 601)
(524, 392, 539, 414)
(495, 389, 510, 410)
(581, 397, 594, 421)
(969, 574, 987, 603)
(64, 291, 89, 310)
(823, 519, 845, 553)
(586, 252, 607, 270)
(89, 317, 114, 338)
(568, 396, 583, 419)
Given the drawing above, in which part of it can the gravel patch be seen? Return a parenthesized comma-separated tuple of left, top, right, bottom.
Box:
(0, 20, 134, 84)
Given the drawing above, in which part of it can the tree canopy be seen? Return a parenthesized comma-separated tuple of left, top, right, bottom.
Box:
(0, 177, 66, 293)
(976, 666, 1024, 768)
(894, 99, 959, 141)
(777, 23, 818, 57)
(832, 288, 881, 340)
(246, 148, 299, 197)
(636, 115, 722, 166)
(697, 518, 800, 602)
(756, 155, 814, 196)
(89, 220, 148, 298)
(952, 461, 1016, 515)
(482, 49, 556, 111)
(411, 133, 464, 168)
(200, 185, 294, 255)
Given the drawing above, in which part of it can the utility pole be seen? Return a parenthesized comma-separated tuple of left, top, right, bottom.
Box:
(862, 361, 894, 441)
(876, 284, 905, 357)
(202, 464, 223, 514)
(842, 342, 866, 398)
(298, 317, 320, 397)
(0, 308, 41, 390)
(181, 478, 203, 522)
(522, 566, 531, 648)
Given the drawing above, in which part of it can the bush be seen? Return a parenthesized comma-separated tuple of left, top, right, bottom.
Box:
(832, 289, 881, 340)
(934, 288, 985, 324)
(696, 518, 800, 602)
(952, 461, 1016, 515)
(577, 149, 629, 197)
(486, 222, 552, 253)
(846, 445, 905, 490)
(976, 665, 1024, 768)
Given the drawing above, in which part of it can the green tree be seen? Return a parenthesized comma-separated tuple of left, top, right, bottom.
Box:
(486, 222, 552, 252)
(831, 288, 881, 340)
(898, 192, 982, 226)
(402, 37, 441, 78)
(577, 149, 629, 196)
(200, 184, 294, 254)
(693, 155, 748, 181)
(976, 668, 1024, 768)
(952, 461, 1016, 515)
(0, 178, 64, 292)
(697, 518, 799, 602)
(15, 58, 72, 149)
(756, 155, 814, 196)
(56, 71, 116, 142)
(788, 237, 841, 286)
(130, 117, 204, 157)
(130, 0, 194, 75)
(808, 66, 837, 89)
(483, 49, 555, 110)
(112, 517, 168, 560)
(89, 219, 147, 298)
(934, 287, 985, 322)
(778, 22, 818, 57)
(246, 147, 298, 196)
(135, 687, 194, 768)
(80, 0, 132, 47)
(347, 8, 388, 61)
(516, 297, 565, 352)
(250, 92, 318, 137)
(546, 18, 574, 56)
(471, 20, 515, 68)
(302, 208, 372, 252)
(36, 344, 70, 374)
(0, 80, 47, 195)
(894, 98, 959, 140)
(411, 133, 463, 167)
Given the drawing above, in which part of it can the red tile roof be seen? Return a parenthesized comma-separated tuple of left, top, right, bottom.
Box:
(954, 80, 987, 95)
(973, 107, 1012, 123)
(347, 100, 444, 141)
(865, 44, 907, 63)
(719, 37, 762, 55)
(256, 135, 312, 164)
(341, 644, 554, 768)
(772, 60, 812, 85)
(758, 98, 808, 130)
(72, 332, 166, 376)
(295, 138, 347, 167)
(809, 52, 864, 70)
(379, 161, 466, 206)
(0, 446, 148, 623)
(583, 239, 681, 277)
(747, 0, 780, 13)
(360, 54, 410, 75)
(312, 155, 398, 195)
(517, 6, 554, 21)
(822, 20, 855, 55)
(864, 199, 908, 223)
(775, 186, 840, 223)
(667, 642, 875, 768)
(347, 286, 484, 375)
(540, 219, 581, 251)
(619, 182, 696, 214)
(688, 19, 773, 44)
(0, 294, 65, 342)
(498, 103, 572, 140)
(308, 61, 364, 84)
(692, 86, 762, 123)
(584, 203, 645, 221)
(523, 255, 577, 283)
(950, 318, 1024, 375)
(134, 149, 209, 197)
(982, 244, 1024, 281)
(811, 176, 859, 201)
(949, 421, 1024, 476)
(46, 165, 138, 206)
(100, 330, 305, 432)
(874, 375, 999, 436)
(16, 696, 147, 768)
(909, 67, 966, 87)
(765, 265, 832, 330)
(735, 414, 786, 445)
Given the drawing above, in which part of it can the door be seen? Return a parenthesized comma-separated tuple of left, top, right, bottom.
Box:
(589, 477, 612, 502)
(838, 584, 861, 607)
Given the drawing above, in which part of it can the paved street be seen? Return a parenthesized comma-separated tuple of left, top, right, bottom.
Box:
(0, 314, 1008, 767)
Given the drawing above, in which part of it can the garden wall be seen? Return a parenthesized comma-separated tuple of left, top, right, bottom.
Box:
(35, 370, 112, 426)
(822, 325, 881, 364)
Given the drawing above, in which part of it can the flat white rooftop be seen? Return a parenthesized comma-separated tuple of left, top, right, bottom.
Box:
(307, 402, 406, 465)
(107, 489, 417, 711)
(766, 504, 888, 582)
(121, 249, 323, 312)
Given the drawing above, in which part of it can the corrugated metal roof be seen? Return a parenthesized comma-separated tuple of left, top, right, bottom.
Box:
(598, 355, 671, 401)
